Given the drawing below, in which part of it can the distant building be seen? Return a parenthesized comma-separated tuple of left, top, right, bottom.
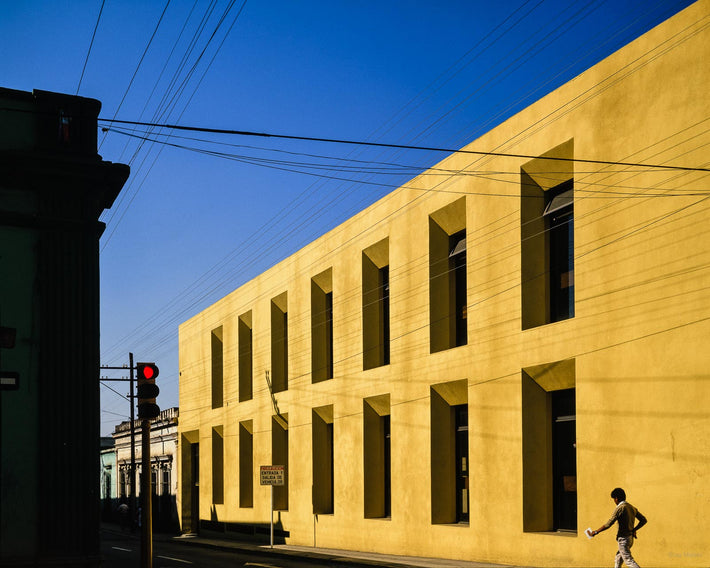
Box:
(112, 407, 180, 532)
(177, 3, 710, 567)
(0, 88, 128, 566)
(100, 437, 117, 520)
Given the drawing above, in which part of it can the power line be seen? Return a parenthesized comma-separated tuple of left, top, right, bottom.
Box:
(98, 0, 172, 150)
(98, 0, 248, 252)
(99, 121, 710, 366)
(98, 117, 710, 172)
(97, 2, 703, 383)
(76, 0, 106, 95)
(100, 381, 129, 402)
(97, 2, 704, 420)
(104, 125, 710, 196)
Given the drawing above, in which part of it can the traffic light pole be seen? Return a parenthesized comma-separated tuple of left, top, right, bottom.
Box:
(100, 354, 138, 530)
(129, 352, 137, 533)
(100, 355, 159, 568)
(141, 418, 153, 568)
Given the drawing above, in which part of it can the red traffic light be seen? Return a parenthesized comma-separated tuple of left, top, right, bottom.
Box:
(136, 362, 160, 420)
(137, 362, 159, 381)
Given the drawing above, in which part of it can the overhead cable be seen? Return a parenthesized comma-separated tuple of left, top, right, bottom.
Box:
(98, 118, 710, 172)
(76, 0, 106, 95)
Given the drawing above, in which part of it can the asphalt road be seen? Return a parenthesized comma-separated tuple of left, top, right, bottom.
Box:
(101, 529, 305, 568)
(101, 528, 404, 568)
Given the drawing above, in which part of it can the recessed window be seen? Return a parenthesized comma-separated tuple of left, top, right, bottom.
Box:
(546, 181, 574, 322)
(430, 379, 468, 524)
(239, 312, 253, 402)
(161, 470, 170, 496)
(429, 198, 467, 353)
(272, 414, 289, 510)
(312, 405, 334, 514)
(271, 293, 288, 393)
(521, 140, 575, 329)
(364, 394, 391, 518)
(311, 269, 333, 383)
(212, 427, 224, 505)
(180, 433, 200, 534)
(211, 327, 223, 409)
(362, 239, 390, 370)
(522, 359, 577, 533)
(239, 421, 253, 508)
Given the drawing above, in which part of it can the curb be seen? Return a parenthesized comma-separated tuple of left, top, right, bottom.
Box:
(171, 536, 411, 567)
(170, 536, 525, 568)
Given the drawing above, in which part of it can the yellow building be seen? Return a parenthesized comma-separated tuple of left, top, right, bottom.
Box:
(178, 2, 710, 566)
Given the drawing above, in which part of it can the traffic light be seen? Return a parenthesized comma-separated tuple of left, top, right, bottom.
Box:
(136, 362, 160, 419)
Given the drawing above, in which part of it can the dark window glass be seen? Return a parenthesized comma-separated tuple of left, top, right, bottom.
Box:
(384, 414, 391, 517)
(545, 181, 574, 322)
(381, 266, 390, 366)
(325, 292, 333, 379)
(455, 404, 469, 523)
(552, 388, 576, 531)
(449, 231, 468, 346)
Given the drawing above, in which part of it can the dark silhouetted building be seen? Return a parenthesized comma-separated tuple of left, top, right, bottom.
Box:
(0, 88, 128, 567)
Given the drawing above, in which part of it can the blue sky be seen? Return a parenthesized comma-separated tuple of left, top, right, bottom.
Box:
(0, 0, 695, 434)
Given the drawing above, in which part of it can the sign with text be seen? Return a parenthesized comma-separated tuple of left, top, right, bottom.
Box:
(260, 465, 285, 486)
(0, 371, 19, 390)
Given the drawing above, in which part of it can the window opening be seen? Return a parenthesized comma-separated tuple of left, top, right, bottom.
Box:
(363, 395, 391, 519)
(455, 404, 469, 523)
(211, 327, 223, 408)
(429, 198, 467, 352)
(190, 442, 199, 532)
(239, 421, 254, 508)
(450, 231, 468, 347)
(362, 242, 390, 370)
(552, 388, 576, 531)
(212, 428, 224, 505)
(313, 406, 334, 514)
(272, 415, 289, 510)
(271, 294, 288, 393)
(384, 414, 391, 518)
(325, 292, 333, 379)
(239, 312, 253, 402)
(311, 270, 334, 383)
(545, 181, 574, 323)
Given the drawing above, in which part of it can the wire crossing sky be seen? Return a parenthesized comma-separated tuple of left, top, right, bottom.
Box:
(98, 117, 710, 172)
(0, 0, 700, 434)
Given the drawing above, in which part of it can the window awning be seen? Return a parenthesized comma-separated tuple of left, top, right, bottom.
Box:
(543, 189, 573, 216)
(449, 235, 466, 257)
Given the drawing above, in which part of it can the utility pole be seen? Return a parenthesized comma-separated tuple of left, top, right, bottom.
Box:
(129, 352, 136, 532)
(141, 418, 153, 568)
(100, 356, 160, 568)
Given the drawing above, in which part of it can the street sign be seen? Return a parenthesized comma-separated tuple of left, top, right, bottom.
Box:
(260, 465, 285, 486)
(0, 371, 19, 390)
(261, 465, 286, 549)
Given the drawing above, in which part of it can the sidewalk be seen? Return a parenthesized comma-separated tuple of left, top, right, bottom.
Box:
(171, 532, 532, 568)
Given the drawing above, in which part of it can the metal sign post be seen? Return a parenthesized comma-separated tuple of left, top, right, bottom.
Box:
(260, 465, 285, 548)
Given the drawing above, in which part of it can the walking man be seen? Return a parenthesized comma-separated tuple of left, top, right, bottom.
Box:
(591, 487, 648, 568)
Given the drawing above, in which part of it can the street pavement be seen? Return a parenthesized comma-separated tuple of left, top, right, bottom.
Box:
(102, 523, 539, 567)
(101, 524, 532, 568)
(173, 533, 530, 568)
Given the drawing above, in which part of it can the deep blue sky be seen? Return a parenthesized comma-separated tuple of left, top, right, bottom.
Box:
(0, 0, 695, 434)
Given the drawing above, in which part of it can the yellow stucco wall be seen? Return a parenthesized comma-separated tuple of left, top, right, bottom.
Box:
(179, 2, 710, 566)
